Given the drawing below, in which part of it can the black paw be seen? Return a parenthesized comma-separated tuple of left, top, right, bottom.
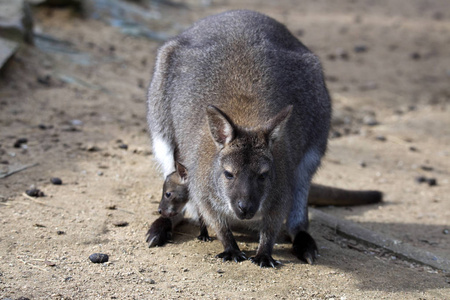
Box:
(216, 250, 247, 263)
(250, 254, 280, 268)
(197, 234, 213, 242)
(292, 231, 318, 264)
(145, 217, 172, 248)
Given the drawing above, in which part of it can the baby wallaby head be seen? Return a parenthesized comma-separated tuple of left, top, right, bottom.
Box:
(158, 162, 189, 218)
(206, 104, 293, 220)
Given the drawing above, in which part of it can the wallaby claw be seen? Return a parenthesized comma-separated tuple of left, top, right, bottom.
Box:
(216, 250, 247, 263)
(304, 252, 314, 265)
(146, 231, 171, 248)
(292, 231, 318, 264)
(197, 234, 213, 242)
(250, 254, 280, 268)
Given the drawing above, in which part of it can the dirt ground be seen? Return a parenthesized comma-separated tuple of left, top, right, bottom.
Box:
(1, 0, 449, 299)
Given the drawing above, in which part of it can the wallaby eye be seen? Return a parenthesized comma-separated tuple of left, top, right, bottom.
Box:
(224, 171, 234, 180)
(165, 192, 172, 198)
(258, 172, 268, 181)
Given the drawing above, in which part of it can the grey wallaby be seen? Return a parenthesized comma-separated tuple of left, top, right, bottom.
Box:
(146, 161, 381, 247)
(146, 10, 375, 267)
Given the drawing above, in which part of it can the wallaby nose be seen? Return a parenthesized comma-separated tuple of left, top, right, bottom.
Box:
(238, 201, 252, 216)
(158, 208, 162, 215)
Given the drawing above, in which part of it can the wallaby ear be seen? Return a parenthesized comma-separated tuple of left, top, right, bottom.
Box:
(175, 161, 188, 183)
(264, 105, 293, 147)
(206, 105, 236, 148)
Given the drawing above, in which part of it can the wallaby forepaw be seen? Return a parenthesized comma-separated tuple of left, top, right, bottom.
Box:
(216, 250, 247, 263)
(250, 254, 280, 268)
(292, 231, 318, 264)
(197, 234, 213, 242)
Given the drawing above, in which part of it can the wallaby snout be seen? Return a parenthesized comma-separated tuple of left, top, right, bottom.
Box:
(236, 199, 258, 220)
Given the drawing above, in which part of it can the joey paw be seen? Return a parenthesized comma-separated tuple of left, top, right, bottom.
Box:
(250, 254, 280, 268)
(145, 217, 173, 248)
(216, 250, 247, 263)
(197, 234, 213, 242)
(145, 230, 172, 248)
(292, 231, 318, 264)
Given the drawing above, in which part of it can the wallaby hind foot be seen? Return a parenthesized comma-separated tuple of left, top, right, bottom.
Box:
(292, 231, 318, 265)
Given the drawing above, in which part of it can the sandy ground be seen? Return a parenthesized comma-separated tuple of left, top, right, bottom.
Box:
(0, 0, 449, 299)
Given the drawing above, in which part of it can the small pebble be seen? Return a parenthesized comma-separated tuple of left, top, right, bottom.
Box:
(375, 135, 386, 142)
(44, 260, 56, 267)
(420, 165, 434, 172)
(362, 115, 378, 126)
(354, 44, 368, 53)
(415, 176, 437, 186)
(409, 146, 418, 152)
(14, 138, 28, 148)
(118, 143, 128, 150)
(26, 188, 44, 197)
(70, 119, 83, 126)
(113, 221, 129, 227)
(217, 269, 225, 274)
(415, 176, 427, 183)
(51, 177, 63, 185)
(37, 75, 51, 86)
(89, 253, 109, 263)
(427, 178, 437, 186)
(360, 161, 367, 168)
(86, 145, 101, 152)
(330, 131, 342, 139)
(56, 230, 65, 235)
(443, 229, 449, 235)
(410, 52, 421, 60)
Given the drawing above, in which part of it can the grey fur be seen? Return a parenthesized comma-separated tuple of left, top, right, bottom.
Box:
(147, 10, 331, 266)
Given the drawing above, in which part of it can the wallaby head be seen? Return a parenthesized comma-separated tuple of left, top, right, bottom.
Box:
(158, 162, 189, 218)
(206, 104, 293, 220)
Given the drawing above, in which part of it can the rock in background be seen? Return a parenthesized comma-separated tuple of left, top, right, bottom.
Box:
(0, 0, 34, 44)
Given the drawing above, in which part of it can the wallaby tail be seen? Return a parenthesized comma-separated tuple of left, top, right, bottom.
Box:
(308, 184, 382, 206)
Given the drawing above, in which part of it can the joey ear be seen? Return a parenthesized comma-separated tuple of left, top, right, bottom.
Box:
(206, 105, 236, 148)
(175, 161, 188, 183)
(264, 105, 293, 146)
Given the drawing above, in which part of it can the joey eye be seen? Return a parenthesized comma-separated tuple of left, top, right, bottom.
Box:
(165, 192, 172, 198)
(224, 171, 234, 180)
(258, 172, 269, 181)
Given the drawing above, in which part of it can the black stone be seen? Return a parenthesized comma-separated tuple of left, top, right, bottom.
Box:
(51, 177, 63, 185)
(89, 253, 109, 263)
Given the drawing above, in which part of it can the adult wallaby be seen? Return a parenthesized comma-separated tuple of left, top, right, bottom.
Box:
(148, 10, 340, 267)
(146, 163, 381, 247)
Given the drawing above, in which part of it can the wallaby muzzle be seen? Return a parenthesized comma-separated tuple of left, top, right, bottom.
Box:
(232, 199, 259, 220)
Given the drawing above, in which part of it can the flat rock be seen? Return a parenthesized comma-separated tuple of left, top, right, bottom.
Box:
(0, 0, 34, 43)
(0, 37, 19, 71)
